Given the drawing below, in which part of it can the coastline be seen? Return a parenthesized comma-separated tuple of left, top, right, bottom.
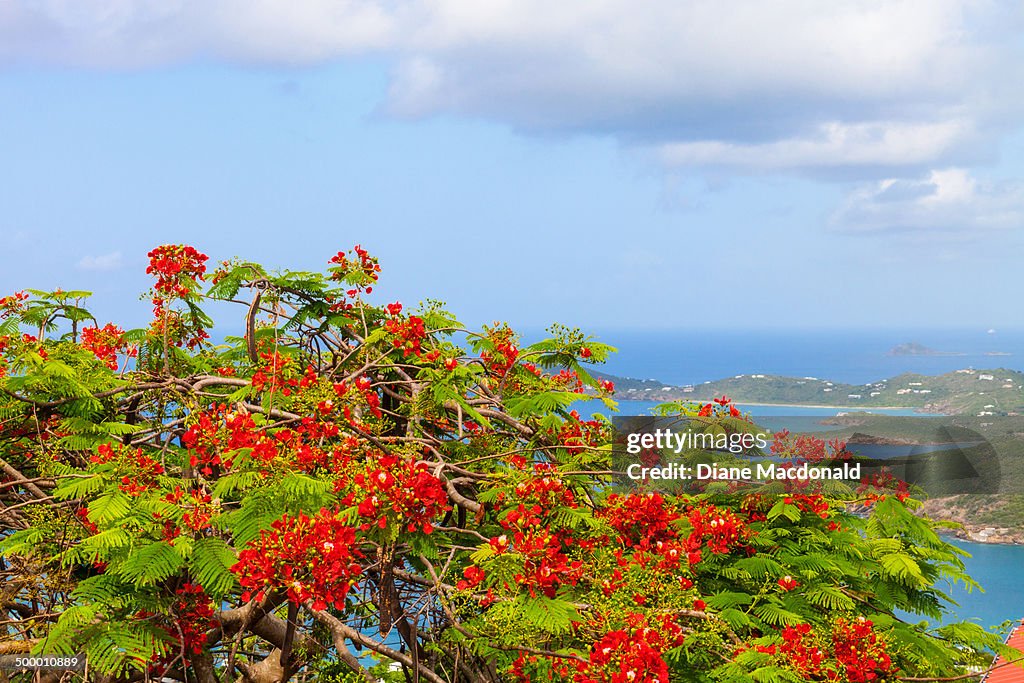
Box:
(616, 397, 943, 414)
(937, 527, 1024, 546)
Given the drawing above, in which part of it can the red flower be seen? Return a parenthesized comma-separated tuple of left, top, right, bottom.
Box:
(685, 503, 751, 560)
(232, 508, 363, 610)
(146, 244, 208, 297)
(350, 453, 450, 534)
(778, 575, 799, 591)
(456, 565, 486, 590)
(489, 534, 511, 554)
(81, 323, 134, 370)
(384, 315, 428, 357)
(90, 443, 164, 495)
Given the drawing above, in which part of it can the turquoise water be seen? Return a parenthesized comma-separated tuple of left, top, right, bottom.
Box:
(944, 539, 1024, 629)
(570, 328, 1024, 386)
(580, 398, 936, 419)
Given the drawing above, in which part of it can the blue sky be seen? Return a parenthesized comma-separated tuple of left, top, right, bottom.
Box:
(2, 2, 1024, 332)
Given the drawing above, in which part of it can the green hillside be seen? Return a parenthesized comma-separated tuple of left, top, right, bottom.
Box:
(597, 368, 1024, 416)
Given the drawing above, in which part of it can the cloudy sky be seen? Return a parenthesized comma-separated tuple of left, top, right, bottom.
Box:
(2, 1, 1023, 331)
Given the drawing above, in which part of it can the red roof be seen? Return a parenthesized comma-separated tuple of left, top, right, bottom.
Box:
(983, 620, 1024, 683)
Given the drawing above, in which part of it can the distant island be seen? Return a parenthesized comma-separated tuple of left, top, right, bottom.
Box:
(889, 342, 965, 356)
(595, 367, 1024, 416)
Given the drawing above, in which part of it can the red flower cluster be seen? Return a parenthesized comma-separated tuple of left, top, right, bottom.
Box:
(831, 617, 895, 681)
(76, 506, 99, 535)
(232, 508, 362, 610)
(327, 245, 381, 297)
(512, 464, 577, 509)
(599, 493, 681, 550)
(168, 583, 217, 657)
(772, 431, 849, 464)
(786, 493, 831, 519)
(481, 327, 519, 375)
(331, 376, 382, 424)
(456, 565, 486, 590)
(553, 411, 606, 455)
(776, 623, 826, 675)
(146, 245, 208, 297)
(181, 404, 274, 474)
(291, 427, 353, 474)
(551, 369, 584, 393)
(144, 244, 210, 351)
(777, 575, 799, 591)
(685, 504, 751, 564)
(250, 351, 295, 394)
(511, 526, 584, 598)
(758, 619, 895, 682)
(494, 491, 584, 598)
(858, 471, 911, 504)
(350, 453, 450, 534)
(0, 290, 28, 318)
(81, 323, 136, 370)
(90, 443, 164, 496)
(384, 315, 427, 357)
(164, 487, 217, 533)
(574, 615, 684, 683)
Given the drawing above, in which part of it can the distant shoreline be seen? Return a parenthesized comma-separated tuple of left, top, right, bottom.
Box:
(616, 397, 939, 413)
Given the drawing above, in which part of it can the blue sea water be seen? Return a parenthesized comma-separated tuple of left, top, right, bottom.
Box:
(577, 328, 1024, 386)
(583, 399, 930, 419)
(944, 539, 1024, 629)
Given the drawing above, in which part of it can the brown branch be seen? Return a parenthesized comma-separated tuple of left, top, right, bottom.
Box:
(0, 456, 49, 500)
(307, 605, 448, 683)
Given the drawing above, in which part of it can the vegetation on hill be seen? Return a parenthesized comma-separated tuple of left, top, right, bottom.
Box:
(601, 369, 1024, 416)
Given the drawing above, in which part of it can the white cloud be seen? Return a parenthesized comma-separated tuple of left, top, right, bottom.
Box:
(77, 251, 124, 271)
(1, 1, 1021, 174)
(657, 119, 977, 172)
(830, 169, 1024, 233)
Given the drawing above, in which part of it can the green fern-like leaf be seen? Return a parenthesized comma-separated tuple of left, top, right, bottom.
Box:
(88, 491, 132, 524)
(804, 586, 856, 610)
(517, 595, 580, 635)
(115, 541, 184, 586)
(191, 537, 240, 599)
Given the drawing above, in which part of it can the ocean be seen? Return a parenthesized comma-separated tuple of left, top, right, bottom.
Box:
(577, 328, 1024, 386)
(946, 539, 1024, 628)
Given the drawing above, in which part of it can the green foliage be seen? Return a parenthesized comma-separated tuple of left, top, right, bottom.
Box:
(190, 537, 241, 598)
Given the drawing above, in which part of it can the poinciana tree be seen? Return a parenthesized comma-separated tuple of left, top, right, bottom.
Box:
(0, 245, 1018, 683)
